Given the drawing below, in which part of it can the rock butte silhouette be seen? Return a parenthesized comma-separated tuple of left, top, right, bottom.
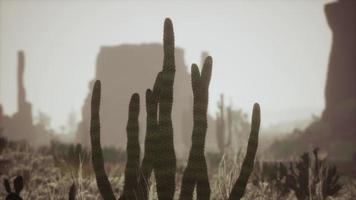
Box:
(269, 0, 356, 161)
(1, 51, 51, 145)
(323, 0, 356, 140)
(75, 44, 217, 155)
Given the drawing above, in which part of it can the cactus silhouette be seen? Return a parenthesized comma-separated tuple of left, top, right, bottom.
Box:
(229, 103, 260, 200)
(137, 73, 162, 199)
(285, 148, 341, 200)
(179, 57, 212, 200)
(90, 18, 261, 200)
(153, 18, 177, 200)
(216, 94, 226, 155)
(120, 93, 140, 199)
(3, 176, 23, 200)
(90, 80, 116, 200)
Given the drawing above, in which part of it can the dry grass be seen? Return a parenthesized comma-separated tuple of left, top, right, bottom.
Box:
(1, 144, 355, 199)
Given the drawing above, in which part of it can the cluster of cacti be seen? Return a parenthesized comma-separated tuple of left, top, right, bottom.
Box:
(253, 148, 342, 200)
(3, 175, 76, 200)
(286, 148, 341, 200)
(90, 18, 261, 200)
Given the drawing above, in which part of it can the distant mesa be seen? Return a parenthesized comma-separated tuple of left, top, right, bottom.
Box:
(76, 44, 216, 155)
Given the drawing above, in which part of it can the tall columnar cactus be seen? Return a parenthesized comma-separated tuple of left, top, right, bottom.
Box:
(154, 18, 177, 200)
(121, 93, 140, 199)
(90, 18, 176, 200)
(90, 80, 116, 200)
(179, 57, 212, 200)
(229, 103, 260, 200)
(90, 18, 261, 200)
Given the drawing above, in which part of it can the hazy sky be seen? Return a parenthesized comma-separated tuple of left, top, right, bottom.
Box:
(0, 0, 334, 131)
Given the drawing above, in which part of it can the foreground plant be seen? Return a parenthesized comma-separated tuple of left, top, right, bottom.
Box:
(2, 175, 76, 200)
(90, 18, 261, 200)
(253, 148, 342, 200)
(4, 176, 23, 200)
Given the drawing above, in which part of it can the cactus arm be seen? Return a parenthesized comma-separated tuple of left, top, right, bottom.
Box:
(179, 64, 201, 200)
(195, 57, 212, 200)
(180, 57, 212, 200)
(138, 73, 161, 199)
(155, 18, 176, 200)
(121, 93, 141, 199)
(228, 103, 260, 200)
(89, 80, 116, 200)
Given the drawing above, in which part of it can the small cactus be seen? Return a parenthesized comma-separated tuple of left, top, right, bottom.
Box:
(3, 176, 23, 200)
(3, 176, 76, 200)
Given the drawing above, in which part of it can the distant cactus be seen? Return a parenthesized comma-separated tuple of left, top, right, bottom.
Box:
(90, 18, 261, 200)
(154, 18, 176, 200)
(216, 94, 226, 155)
(50, 141, 85, 172)
(3, 176, 23, 200)
(216, 94, 251, 157)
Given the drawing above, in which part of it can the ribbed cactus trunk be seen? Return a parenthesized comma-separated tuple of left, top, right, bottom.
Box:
(179, 57, 213, 200)
(137, 73, 161, 199)
(120, 94, 140, 199)
(90, 80, 116, 200)
(154, 18, 177, 200)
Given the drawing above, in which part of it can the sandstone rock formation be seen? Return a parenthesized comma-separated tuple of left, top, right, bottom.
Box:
(323, 0, 356, 139)
(76, 44, 217, 155)
(2, 51, 51, 145)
